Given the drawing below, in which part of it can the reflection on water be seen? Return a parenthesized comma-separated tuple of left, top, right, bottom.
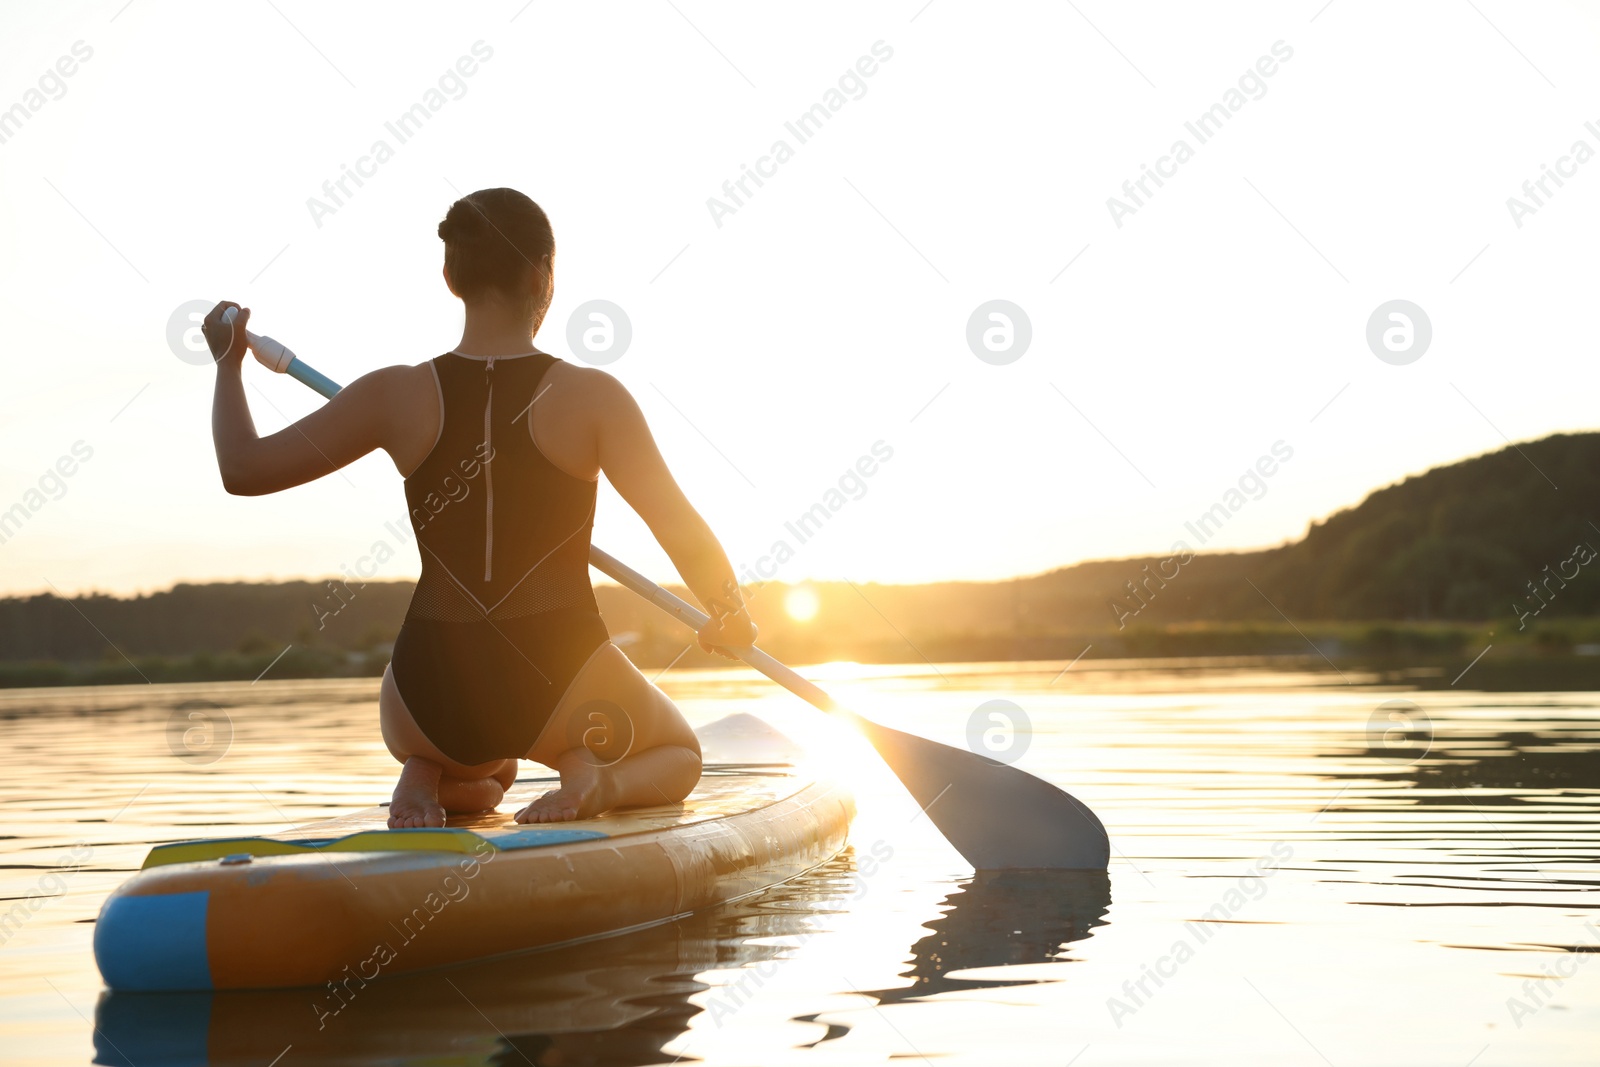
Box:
(861, 870, 1111, 1005)
(3, 663, 1599, 1066)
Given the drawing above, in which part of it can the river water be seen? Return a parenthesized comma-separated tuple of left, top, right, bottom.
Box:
(1, 659, 1595, 1065)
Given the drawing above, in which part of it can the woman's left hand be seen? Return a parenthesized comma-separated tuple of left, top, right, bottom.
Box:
(698, 607, 757, 660)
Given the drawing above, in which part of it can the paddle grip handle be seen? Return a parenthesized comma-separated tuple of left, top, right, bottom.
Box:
(220, 307, 300, 376)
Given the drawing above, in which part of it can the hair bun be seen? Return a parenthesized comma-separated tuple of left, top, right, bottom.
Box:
(438, 204, 488, 244)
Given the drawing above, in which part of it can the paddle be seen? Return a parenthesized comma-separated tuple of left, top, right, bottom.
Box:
(222, 309, 1110, 870)
(591, 550, 1110, 870)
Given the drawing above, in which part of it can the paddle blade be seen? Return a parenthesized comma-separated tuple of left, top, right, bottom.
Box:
(850, 714, 1109, 871)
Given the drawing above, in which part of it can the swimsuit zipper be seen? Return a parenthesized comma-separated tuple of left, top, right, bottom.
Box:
(483, 356, 495, 582)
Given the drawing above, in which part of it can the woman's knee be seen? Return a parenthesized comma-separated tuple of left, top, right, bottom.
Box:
(641, 743, 703, 804)
(678, 741, 704, 779)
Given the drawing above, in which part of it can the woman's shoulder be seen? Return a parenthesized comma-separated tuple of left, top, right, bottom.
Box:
(544, 358, 634, 407)
(340, 359, 438, 398)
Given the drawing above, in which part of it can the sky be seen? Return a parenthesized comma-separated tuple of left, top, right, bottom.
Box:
(1, 0, 1598, 599)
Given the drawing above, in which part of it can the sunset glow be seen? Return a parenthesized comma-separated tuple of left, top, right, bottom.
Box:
(784, 586, 820, 623)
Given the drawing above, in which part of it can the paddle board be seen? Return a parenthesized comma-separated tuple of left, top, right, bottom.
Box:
(94, 759, 853, 992)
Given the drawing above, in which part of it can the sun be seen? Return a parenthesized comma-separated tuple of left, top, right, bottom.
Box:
(783, 586, 820, 622)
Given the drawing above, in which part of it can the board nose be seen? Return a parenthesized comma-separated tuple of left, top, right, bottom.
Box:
(94, 891, 213, 992)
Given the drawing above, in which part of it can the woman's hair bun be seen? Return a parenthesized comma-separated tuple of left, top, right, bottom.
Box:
(437, 208, 488, 245)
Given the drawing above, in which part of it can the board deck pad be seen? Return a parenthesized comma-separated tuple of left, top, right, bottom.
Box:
(141, 766, 803, 868)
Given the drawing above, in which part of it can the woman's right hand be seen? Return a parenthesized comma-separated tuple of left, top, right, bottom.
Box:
(698, 606, 757, 659)
(202, 302, 249, 367)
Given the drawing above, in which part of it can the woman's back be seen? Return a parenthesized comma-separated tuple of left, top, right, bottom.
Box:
(390, 350, 611, 768)
(404, 350, 596, 618)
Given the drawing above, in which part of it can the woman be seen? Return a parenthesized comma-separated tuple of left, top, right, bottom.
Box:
(205, 187, 755, 829)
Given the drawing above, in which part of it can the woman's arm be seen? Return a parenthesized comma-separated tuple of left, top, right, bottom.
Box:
(206, 302, 400, 495)
(589, 373, 757, 657)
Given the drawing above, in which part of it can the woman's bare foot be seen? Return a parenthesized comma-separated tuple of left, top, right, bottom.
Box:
(514, 752, 613, 824)
(388, 756, 447, 828)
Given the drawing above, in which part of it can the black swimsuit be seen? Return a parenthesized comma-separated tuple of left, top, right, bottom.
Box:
(390, 350, 610, 766)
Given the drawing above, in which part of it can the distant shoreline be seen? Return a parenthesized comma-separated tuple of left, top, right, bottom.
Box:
(6, 619, 1600, 692)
